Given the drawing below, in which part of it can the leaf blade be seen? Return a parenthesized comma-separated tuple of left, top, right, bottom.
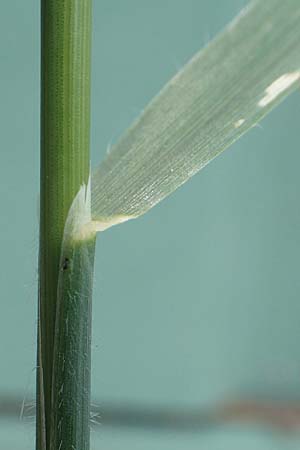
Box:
(91, 0, 300, 225)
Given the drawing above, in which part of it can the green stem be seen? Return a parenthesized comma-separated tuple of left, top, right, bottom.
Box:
(50, 235, 96, 449)
(38, 1, 93, 449)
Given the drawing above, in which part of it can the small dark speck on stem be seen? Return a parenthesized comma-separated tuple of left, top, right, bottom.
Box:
(62, 258, 70, 271)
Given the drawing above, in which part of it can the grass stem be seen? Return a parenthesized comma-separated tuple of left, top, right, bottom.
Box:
(37, 1, 93, 448)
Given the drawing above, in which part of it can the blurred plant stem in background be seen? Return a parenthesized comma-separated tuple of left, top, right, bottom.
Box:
(3, 395, 300, 432)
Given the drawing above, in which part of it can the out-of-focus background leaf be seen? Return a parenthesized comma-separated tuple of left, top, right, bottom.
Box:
(1, 1, 300, 449)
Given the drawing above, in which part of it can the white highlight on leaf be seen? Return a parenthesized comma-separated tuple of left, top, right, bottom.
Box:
(227, 3, 253, 32)
(258, 72, 300, 107)
(234, 118, 245, 128)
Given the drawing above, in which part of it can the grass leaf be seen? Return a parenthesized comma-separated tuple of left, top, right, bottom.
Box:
(91, 0, 300, 228)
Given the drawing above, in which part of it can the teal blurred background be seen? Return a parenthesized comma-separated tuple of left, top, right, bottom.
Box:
(1, 1, 300, 448)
